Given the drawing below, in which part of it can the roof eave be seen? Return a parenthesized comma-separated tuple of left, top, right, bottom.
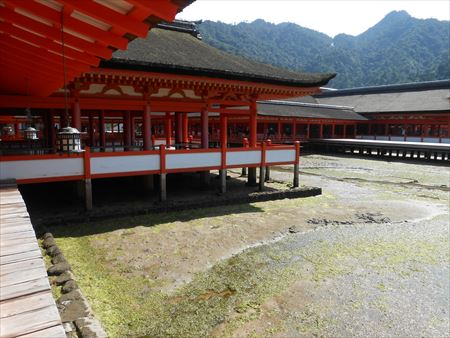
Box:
(100, 59, 336, 88)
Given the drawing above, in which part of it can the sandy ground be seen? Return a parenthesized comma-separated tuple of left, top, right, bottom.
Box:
(49, 154, 450, 337)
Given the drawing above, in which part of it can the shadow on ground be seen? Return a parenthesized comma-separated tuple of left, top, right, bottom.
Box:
(21, 172, 276, 236)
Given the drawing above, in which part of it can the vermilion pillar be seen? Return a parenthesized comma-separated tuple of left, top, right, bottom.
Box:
(165, 112, 172, 146)
(201, 108, 209, 148)
(319, 124, 324, 139)
(71, 99, 81, 131)
(182, 113, 189, 143)
(99, 111, 105, 150)
(332, 124, 336, 138)
(248, 101, 258, 186)
(220, 114, 228, 147)
(175, 112, 183, 144)
(143, 104, 152, 150)
(249, 102, 257, 147)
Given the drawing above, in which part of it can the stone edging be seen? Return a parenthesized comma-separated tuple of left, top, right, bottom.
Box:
(41, 232, 107, 338)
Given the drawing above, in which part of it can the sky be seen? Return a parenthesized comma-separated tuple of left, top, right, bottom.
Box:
(177, 0, 450, 37)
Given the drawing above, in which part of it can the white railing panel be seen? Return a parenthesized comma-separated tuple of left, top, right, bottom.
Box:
(266, 149, 296, 164)
(406, 137, 421, 142)
(226, 150, 261, 166)
(423, 137, 439, 143)
(166, 152, 221, 170)
(0, 158, 83, 180)
(91, 155, 160, 175)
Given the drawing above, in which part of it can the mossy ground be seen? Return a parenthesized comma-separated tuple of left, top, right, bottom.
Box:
(48, 155, 449, 337)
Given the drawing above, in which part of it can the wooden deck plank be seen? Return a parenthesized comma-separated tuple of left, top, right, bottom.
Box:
(0, 250, 42, 266)
(1, 266, 47, 288)
(0, 230, 36, 241)
(0, 290, 56, 319)
(0, 222, 32, 231)
(0, 212, 30, 220)
(0, 304, 62, 338)
(0, 186, 64, 336)
(16, 325, 66, 338)
(1, 258, 45, 276)
(0, 224, 33, 235)
(0, 242, 39, 257)
(1, 207, 28, 216)
(1, 236, 40, 248)
(0, 277, 50, 302)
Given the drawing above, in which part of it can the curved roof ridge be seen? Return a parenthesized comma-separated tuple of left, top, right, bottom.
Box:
(262, 99, 355, 111)
(316, 79, 450, 97)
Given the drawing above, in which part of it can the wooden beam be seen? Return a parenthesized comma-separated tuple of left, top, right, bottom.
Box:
(127, 0, 179, 22)
(4, 0, 128, 49)
(0, 22, 100, 66)
(0, 6, 112, 59)
(55, 0, 149, 38)
(0, 34, 90, 73)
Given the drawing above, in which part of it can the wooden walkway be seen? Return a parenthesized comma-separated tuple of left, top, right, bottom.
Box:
(0, 186, 65, 338)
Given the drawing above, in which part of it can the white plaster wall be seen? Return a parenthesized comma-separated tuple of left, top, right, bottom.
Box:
(0, 158, 83, 180)
(91, 155, 160, 174)
(166, 152, 221, 169)
(266, 149, 296, 164)
(226, 151, 261, 166)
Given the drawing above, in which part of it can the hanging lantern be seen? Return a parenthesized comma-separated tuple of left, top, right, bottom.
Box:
(23, 126, 38, 140)
(57, 126, 82, 152)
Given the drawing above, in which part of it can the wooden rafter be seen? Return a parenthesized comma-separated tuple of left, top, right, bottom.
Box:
(0, 0, 193, 96)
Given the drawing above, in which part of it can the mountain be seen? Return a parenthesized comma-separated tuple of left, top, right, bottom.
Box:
(198, 11, 450, 88)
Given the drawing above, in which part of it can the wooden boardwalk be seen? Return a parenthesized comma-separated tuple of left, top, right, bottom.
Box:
(0, 186, 65, 338)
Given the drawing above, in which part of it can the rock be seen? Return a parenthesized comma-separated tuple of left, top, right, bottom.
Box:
(288, 225, 301, 233)
(62, 280, 78, 294)
(63, 322, 77, 337)
(51, 253, 67, 265)
(42, 232, 53, 240)
(57, 290, 89, 322)
(55, 271, 75, 286)
(46, 245, 62, 257)
(48, 262, 71, 276)
(75, 317, 108, 338)
(42, 236, 56, 248)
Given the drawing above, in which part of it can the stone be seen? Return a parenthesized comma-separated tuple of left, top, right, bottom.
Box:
(75, 317, 108, 338)
(55, 271, 75, 286)
(48, 262, 71, 276)
(57, 290, 89, 322)
(288, 225, 301, 233)
(42, 236, 56, 248)
(42, 232, 53, 240)
(46, 245, 62, 257)
(62, 280, 78, 294)
(52, 253, 67, 265)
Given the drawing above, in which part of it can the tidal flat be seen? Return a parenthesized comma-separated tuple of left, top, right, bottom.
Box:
(49, 155, 450, 337)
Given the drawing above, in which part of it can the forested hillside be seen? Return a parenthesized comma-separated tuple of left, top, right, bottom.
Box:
(198, 11, 449, 88)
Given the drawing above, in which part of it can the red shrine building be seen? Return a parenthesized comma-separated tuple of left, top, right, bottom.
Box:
(0, 17, 336, 209)
(1, 10, 447, 209)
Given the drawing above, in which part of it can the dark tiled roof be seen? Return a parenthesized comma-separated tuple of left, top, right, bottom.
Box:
(315, 80, 450, 113)
(105, 23, 335, 88)
(257, 101, 367, 121)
